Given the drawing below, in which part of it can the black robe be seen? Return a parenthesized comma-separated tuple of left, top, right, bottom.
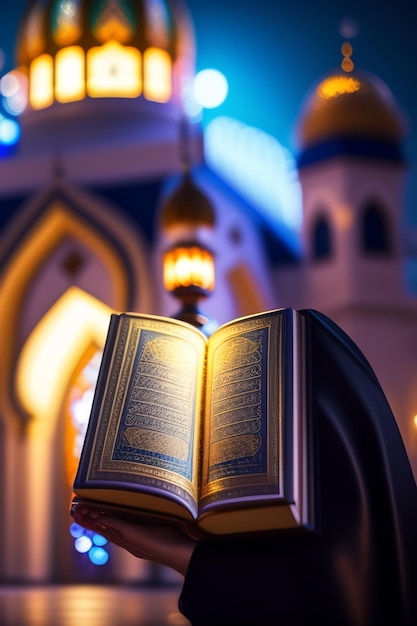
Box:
(178, 310, 417, 625)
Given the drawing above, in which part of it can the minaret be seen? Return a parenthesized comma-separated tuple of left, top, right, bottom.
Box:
(295, 39, 408, 316)
(293, 38, 417, 481)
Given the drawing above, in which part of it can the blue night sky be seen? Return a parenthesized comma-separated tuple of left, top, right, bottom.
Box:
(1, 0, 416, 225)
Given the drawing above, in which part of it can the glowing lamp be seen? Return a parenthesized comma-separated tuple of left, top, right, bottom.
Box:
(163, 241, 215, 296)
(160, 171, 217, 333)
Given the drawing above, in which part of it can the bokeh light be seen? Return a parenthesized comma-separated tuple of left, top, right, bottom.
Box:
(204, 116, 302, 235)
(0, 69, 28, 115)
(92, 533, 108, 547)
(0, 115, 20, 145)
(70, 525, 110, 565)
(74, 534, 93, 553)
(89, 546, 109, 565)
(69, 522, 86, 538)
(193, 69, 228, 109)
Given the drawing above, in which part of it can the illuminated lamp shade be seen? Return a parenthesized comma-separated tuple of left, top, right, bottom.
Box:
(160, 172, 217, 335)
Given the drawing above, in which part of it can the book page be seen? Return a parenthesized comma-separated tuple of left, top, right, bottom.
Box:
(199, 310, 286, 511)
(85, 314, 207, 515)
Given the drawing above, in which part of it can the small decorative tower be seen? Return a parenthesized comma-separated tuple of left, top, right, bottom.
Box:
(295, 39, 408, 317)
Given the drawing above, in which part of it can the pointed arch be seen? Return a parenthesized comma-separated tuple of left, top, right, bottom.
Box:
(5, 284, 148, 582)
(15, 286, 111, 426)
(0, 180, 157, 580)
(361, 200, 392, 255)
(0, 182, 154, 428)
(311, 213, 332, 261)
(11, 288, 111, 580)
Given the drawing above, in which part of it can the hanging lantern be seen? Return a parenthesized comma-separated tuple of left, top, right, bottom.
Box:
(160, 171, 217, 334)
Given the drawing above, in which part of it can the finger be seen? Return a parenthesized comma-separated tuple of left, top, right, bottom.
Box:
(72, 507, 111, 532)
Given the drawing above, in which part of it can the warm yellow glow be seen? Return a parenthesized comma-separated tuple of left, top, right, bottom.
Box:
(87, 40, 141, 97)
(163, 246, 215, 292)
(29, 54, 54, 109)
(143, 47, 172, 103)
(336, 205, 354, 229)
(65, 347, 102, 486)
(0, 200, 130, 431)
(16, 287, 112, 421)
(55, 46, 85, 103)
(93, 13, 134, 44)
(318, 75, 361, 100)
(414, 415, 417, 429)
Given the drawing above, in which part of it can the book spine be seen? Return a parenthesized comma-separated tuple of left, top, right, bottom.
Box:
(281, 309, 295, 503)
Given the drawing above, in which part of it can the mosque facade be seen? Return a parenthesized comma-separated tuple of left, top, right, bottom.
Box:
(0, 0, 415, 584)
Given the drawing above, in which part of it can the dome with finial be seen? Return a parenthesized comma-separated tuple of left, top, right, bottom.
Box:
(295, 41, 407, 164)
(15, 0, 195, 113)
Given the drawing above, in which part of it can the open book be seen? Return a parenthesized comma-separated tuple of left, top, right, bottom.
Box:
(72, 308, 315, 537)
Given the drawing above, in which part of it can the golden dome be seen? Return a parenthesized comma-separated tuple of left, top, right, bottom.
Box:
(17, 0, 181, 66)
(296, 68, 407, 150)
(15, 0, 195, 110)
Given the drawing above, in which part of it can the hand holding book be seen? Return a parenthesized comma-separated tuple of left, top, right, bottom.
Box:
(71, 500, 197, 576)
(72, 308, 314, 537)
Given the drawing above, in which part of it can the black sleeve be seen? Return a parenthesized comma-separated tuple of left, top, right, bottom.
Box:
(178, 310, 417, 626)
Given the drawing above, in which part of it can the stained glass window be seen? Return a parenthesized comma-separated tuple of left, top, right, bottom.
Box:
(65, 348, 102, 487)
(143, 0, 172, 49)
(91, 0, 136, 43)
(51, 0, 82, 46)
